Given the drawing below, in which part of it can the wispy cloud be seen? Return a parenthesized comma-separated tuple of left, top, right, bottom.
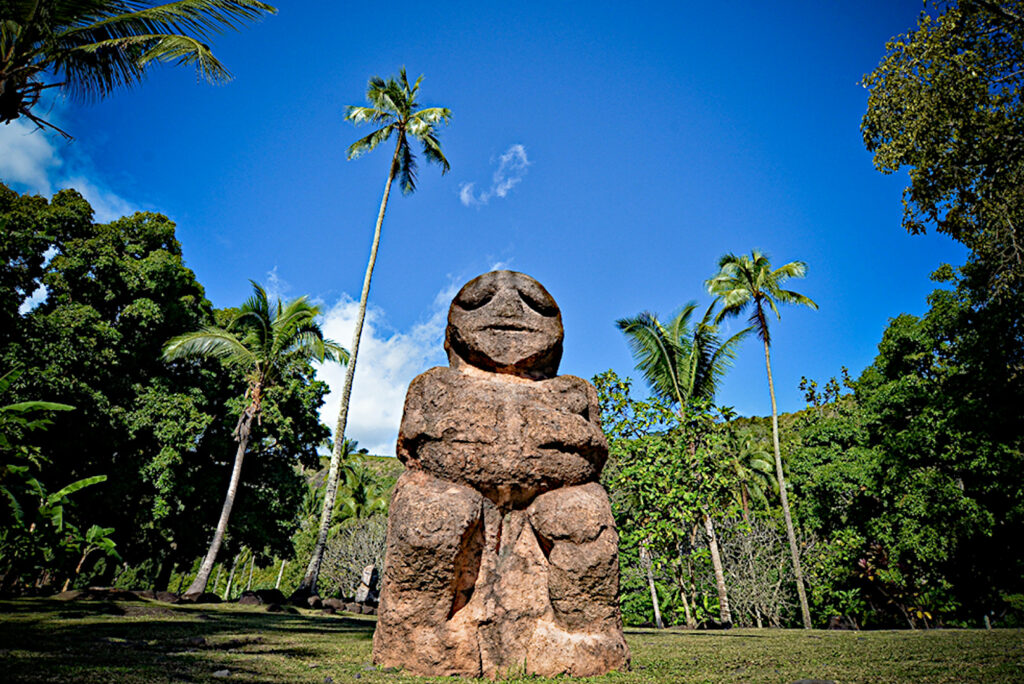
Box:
(315, 278, 460, 456)
(459, 144, 531, 207)
(263, 267, 291, 303)
(0, 112, 138, 222)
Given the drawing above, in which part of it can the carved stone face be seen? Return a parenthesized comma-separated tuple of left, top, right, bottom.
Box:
(445, 271, 563, 378)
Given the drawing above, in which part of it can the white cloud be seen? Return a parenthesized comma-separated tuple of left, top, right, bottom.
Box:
(459, 144, 531, 207)
(60, 174, 139, 223)
(0, 113, 137, 222)
(0, 119, 62, 194)
(315, 278, 460, 456)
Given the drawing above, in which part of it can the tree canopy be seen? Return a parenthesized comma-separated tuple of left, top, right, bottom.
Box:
(0, 183, 331, 591)
(862, 0, 1024, 290)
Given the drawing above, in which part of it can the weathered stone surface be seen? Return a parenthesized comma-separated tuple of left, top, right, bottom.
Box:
(237, 591, 261, 606)
(354, 564, 379, 604)
(182, 591, 221, 604)
(444, 270, 563, 380)
(322, 597, 345, 611)
(373, 271, 629, 678)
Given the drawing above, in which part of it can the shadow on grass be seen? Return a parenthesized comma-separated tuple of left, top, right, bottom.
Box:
(0, 598, 378, 683)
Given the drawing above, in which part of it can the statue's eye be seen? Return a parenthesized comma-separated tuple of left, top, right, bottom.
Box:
(519, 288, 557, 316)
(456, 286, 494, 311)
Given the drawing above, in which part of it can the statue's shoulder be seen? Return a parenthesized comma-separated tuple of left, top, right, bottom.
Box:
(406, 366, 463, 394)
(542, 374, 596, 392)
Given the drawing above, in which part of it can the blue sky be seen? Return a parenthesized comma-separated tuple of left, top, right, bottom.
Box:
(1, 1, 967, 454)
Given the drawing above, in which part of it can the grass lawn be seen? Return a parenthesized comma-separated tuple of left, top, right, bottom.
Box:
(1, 597, 1022, 683)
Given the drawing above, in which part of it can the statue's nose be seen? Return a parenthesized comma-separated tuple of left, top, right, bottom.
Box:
(491, 290, 524, 317)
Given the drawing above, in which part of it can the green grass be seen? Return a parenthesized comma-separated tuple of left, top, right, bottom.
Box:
(1, 597, 1022, 683)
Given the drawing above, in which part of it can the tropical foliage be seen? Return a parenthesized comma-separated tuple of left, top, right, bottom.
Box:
(615, 303, 746, 626)
(0, 367, 115, 592)
(0, 0, 276, 135)
(862, 0, 1024, 290)
(1, 184, 333, 592)
(163, 281, 346, 595)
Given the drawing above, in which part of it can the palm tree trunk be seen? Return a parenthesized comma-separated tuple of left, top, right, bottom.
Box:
(703, 511, 732, 626)
(763, 338, 812, 629)
(275, 559, 286, 589)
(688, 433, 731, 627)
(675, 548, 697, 628)
(185, 409, 254, 597)
(639, 541, 664, 628)
(301, 137, 402, 594)
(223, 553, 240, 601)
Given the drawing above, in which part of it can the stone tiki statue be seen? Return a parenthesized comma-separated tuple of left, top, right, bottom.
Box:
(372, 270, 630, 678)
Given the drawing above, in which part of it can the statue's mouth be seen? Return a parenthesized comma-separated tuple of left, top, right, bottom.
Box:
(482, 323, 536, 332)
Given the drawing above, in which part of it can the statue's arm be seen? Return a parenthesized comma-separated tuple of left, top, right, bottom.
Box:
(396, 368, 449, 466)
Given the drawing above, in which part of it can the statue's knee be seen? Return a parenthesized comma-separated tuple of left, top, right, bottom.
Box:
(528, 482, 613, 545)
(385, 471, 483, 583)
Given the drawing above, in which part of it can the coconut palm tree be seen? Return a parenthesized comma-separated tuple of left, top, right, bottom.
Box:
(300, 68, 450, 595)
(1, 1, 275, 136)
(730, 437, 777, 522)
(706, 250, 818, 629)
(163, 282, 347, 597)
(616, 302, 747, 627)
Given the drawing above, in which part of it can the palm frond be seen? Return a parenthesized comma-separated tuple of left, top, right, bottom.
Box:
(616, 312, 686, 405)
(72, 33, 230, 83)
(61, 1, 276, 43)
(417, 131, 450, 173)
(410, 107, 451, 126)
(771, 260, 808, 282)
(367, 78, 404, 117)
(162, 326, 254, 365)
(397, 135, 417, 194)
(708, 250, 816, 347)
(345, 105, 391, 126)
(322, 340, 350, 365)
(346, 125, 394, 160)
(774, 288, 818, 310)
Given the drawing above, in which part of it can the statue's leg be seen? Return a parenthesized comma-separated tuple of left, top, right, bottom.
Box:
(372, 469, 486, 676)
(525, 482, 631, 676)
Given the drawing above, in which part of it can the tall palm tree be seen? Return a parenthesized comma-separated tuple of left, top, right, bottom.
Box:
(1, 1, 275, 136)
(300, 68, 450, 595)
(617, 302, 747, 627)
(163, 282, 347, 597)
(706, 250, 818, 629)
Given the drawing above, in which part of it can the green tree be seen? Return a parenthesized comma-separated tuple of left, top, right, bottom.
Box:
(596, 370, 737, 629)
(852, 263, 1023, 626)
(706, 250, 818, 629)
(164, 282, 346, 596)
(616, 303, 746, 627)
(1, 0, 276, 135)
(862, 0, 1024, 290)
(302, 68, 451, 594)
(3, 184, 334, 590)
